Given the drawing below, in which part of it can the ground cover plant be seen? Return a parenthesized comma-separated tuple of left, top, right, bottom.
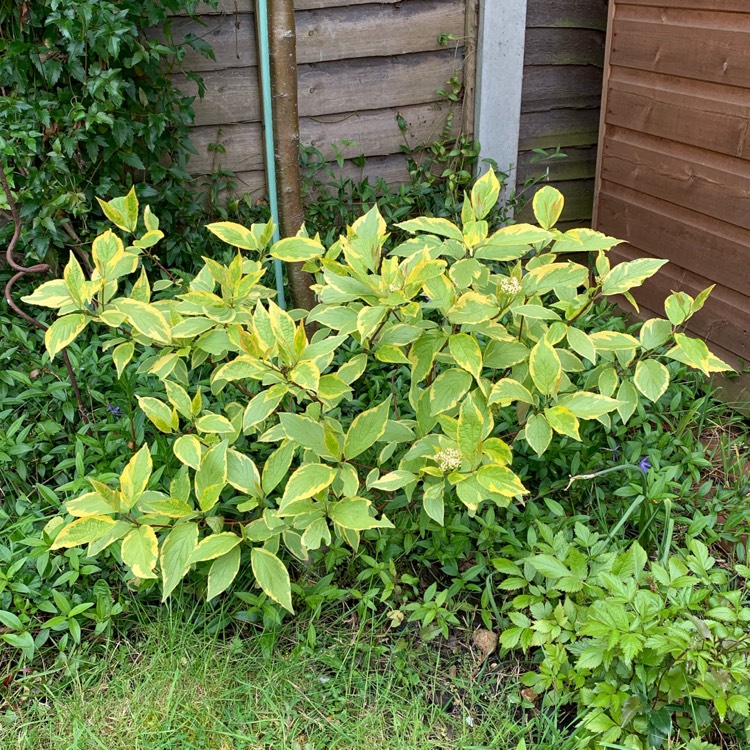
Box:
(0, 173, 748, 748)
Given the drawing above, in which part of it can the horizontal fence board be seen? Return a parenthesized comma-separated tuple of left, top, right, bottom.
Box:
(597, 181, 750, 297)
(617, 0, 749, 13)
(611, 15, 750, 89)
(176, 0, 403, 15)
(519, 107, 601, 150)
(526, 0, 608, 30)
(524, 28, 605, 67)
(609, 244, 750, 362)
(600, 127, 750, 231)
(605, 68, 750, 160)
(517, 145, 598, 184)
(178, 50, 461, 126)
(222, 152, 412, 200)
(521, 65, 604, 114)
(166, 1, 464, 71)
(188, 102, 456, 175)
(518, 178, 595, 223)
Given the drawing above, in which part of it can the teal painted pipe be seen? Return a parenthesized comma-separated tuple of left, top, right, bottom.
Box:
(256, 0, 286, 309)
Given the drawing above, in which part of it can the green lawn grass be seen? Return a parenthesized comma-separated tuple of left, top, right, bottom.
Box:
(2, 608, 554, 750)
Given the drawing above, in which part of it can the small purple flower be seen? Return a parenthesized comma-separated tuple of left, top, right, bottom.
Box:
(107, 403, 122, 416)
(611, 443, 621, 461)
(639, 456, 651, 474)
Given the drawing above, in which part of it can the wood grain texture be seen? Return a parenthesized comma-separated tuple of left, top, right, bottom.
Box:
(595, 0, 750, 364)
(518, 179, 595, 223)
(519, 108, 601, 150)
(525, 28, 605, 67)
(177, 50, 462, 126)
(165, 1, 464, 71)
(600, 127, 750, 230)
(526, 0, 608, 30)
(517, 146, 598, 184)
(611, 12, 750, 89)
(605, 68, 750, 160)
(174, 0, 402, 15)
(521, 65, 604, 114)
(187, 102, 457, 174)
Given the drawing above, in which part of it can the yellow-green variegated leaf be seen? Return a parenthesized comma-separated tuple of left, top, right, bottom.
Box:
(195, 440, 229, 512)
(174, 435, 203, 470)
(396, 216, 464, 242)
(616, 379, 640, 424)
(470, 168, 501, 220)
(271, 236, 325, 262)
(160, 522, 199, 600)
(112, 298, 171, 344)
(207, 546, 242, 600)
(544, 406, 581, 441)
(457, 396, 485, 467)
(524, 414, 553, 456)
(121, 525, 158, 579)
(476, 465, 528, 497)
(634, 360, 670, 403)
(120, 444, 152, 509)
(601, 258, 668, 297)
(329, 497, 391, 531)
(343, 397, 391, 459)
(449, 333, 482, 380)
(429, 368, 472, 416)
(566, 327, 596, 365)
(532, 186, 564, 230)
(45, 314, 88, 358)
(21, 280, 72, 309)
(557, 391, 624, 419)
(280, 463, 336, 508)
(639, 318, 673, 351)
(50, 515, 117, 550)
(97, 187, 138, 232)
(137, 396, 178, 433)
(529, 338, 562, 396)
(251, 547, 293, 612)
(206, 221, 257, 250)
(189, 532, 241, 564)
(112, 342, 135, 378)
(488, 378, 535, 407)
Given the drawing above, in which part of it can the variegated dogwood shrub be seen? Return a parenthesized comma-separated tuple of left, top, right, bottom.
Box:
(24, 173, 732, 612)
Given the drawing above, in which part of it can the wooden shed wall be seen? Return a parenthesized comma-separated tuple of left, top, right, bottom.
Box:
(594, 0, 750, 368)
(167, 0, 468, 200)
(517, 0, 608, 224)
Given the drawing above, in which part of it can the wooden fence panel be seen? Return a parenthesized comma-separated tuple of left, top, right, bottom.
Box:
(165, 0, 467, 194)
(594, 1, 750, 368)
(517, 0, 608, 225)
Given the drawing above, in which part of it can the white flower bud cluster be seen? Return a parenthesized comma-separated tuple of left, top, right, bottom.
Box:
(435, 448, 462, 472)
(499, 276, 522, 295)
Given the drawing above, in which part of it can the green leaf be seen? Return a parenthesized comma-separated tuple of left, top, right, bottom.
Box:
(343, 397, 391, 459)
(189, 532, 241, 564)
(137, 396, 177, 433)
(279, 413, 326, 453)
(112, 298, 171, 344)
(471, 168, 501, 220)
(195, 413, 235, 435)
(532, 186, 564, 229)
(616, 379, 639, 424)
(194, 440, 229, 512)
(423, 481, 445, 524)
(429, 368, 472, 415)
(449, 333, 483, 380)
(207, 546, 242, 600)
(370, 470, 417, 491)
(97, 188, 138, 232)
(174, 435, 202, 470)
(206, 221, 257, 250)
(665, 333, 714, 375)
(21, 279, 72, 309)
(44, 314, 88, 358)
(447, 291, 498, 324)
(488, 378, 535, 406)
(121, 525, 158, 579)
(525, 414, 552, 456)
(634, 359, 670, 403)
(557, 391, 624, 419)
(639, 318, 673, 351)
(261, 442, 296, 495)
(529, 554, 571, 579)
(664, 291, 693, 326)
(476, 465, 528, 497)
(329, 497, 389, 530)
(243, 386, 286, 431)
(251, 547, 294, 612)
(544, 406, 581, 440)
(112, 342, 135, 378)
(280, 464, 336, 507)
(529, 338, 562, 396)
(160, 523, 199, 600)
(50, 516, 117, 550)
(458, 397, 484, 466)
(66, 492, 118, 517)
(396, 216, 464, 242)
(271, 236, 325, 262)
(120, 444, 152, 509)
(227, 450, 261, 496)
(602, 258, 668, 296)
(566, 327, 596, 364)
